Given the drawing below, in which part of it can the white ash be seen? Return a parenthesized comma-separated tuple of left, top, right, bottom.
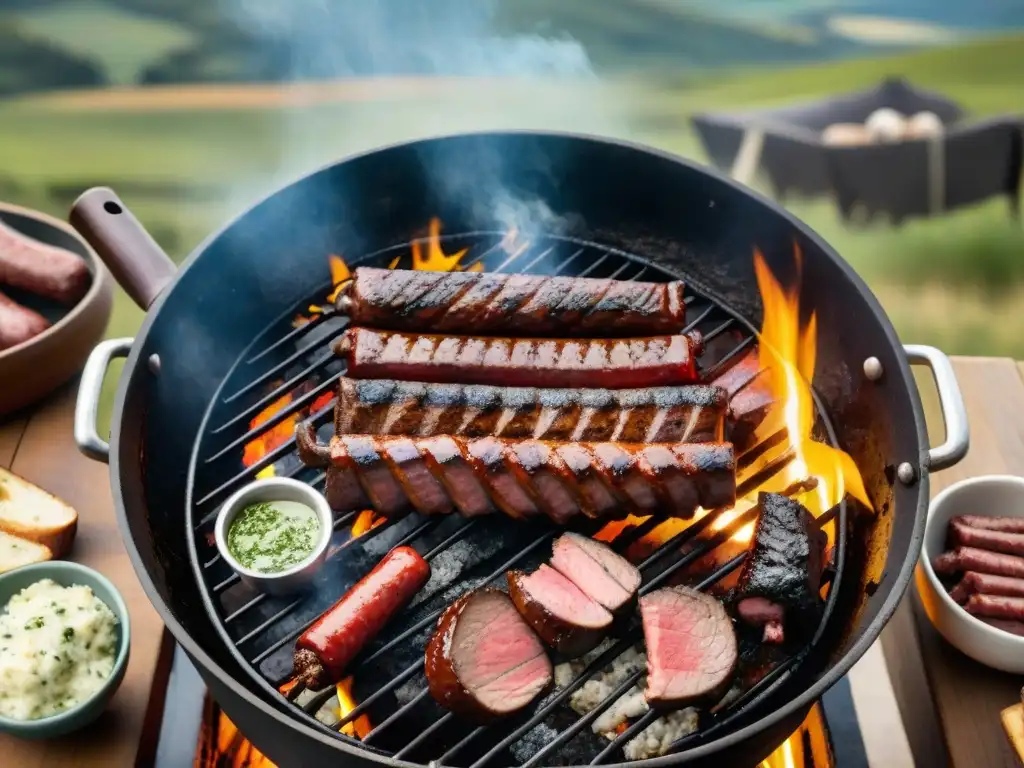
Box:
(555, 644, 699, 760)
(393, 678, 422, 707)
(509, 722, 560, 764)
(623, 709, 699, 761)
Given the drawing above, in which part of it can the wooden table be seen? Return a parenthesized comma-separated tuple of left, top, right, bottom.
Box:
(883, 358, 1024, 768)
(0, 381, 172, 767)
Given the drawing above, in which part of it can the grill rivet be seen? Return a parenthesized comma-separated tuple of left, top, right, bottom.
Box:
(148, 354, 161, 374)
(897, 462, 916, 484)
(863, 357, 884, 381)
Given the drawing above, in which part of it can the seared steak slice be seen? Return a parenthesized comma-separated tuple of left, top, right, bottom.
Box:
(551, 532, 641, 618)
(640, 586, 738, 709)
(735, 493, 825, 644)
(425, 588, 552, 722)
(507, 565, 613, 658)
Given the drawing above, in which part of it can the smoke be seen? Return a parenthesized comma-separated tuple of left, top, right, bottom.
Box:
(217, 0, 613, 244)
(227, 0, 593, 78)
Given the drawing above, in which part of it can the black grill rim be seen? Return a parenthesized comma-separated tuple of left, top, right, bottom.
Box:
(182, 229, 849, 767)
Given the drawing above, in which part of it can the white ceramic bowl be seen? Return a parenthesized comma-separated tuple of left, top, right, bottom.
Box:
(214, 477, 333, 596)
(916, 474, 1024, 672)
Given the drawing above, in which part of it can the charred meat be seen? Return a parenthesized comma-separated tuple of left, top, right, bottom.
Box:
(298, 424, 736, 522)
(335, 377, 727, 443)
(709, 348, 774, 453)
(335, 327, 704, 389)
(640, 586, 738, 709)
(425, 587, 553, 722)
(507, 565, 613, 658)
(734, 493, 825, 645)
(550, 532, 641, 618)
(339, 267, 686, 337)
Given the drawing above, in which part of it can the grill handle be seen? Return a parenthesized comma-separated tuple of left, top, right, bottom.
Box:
(905, 344, 969, 472)
(69, 187, 176, 310)
(74, 337, 133, 463)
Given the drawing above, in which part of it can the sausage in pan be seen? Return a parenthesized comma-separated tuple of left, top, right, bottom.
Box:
(337, 266, 686, 337)
(0, 290, 50, 350)
(334, 327, 703, 389)
(0, 220, 89, 304)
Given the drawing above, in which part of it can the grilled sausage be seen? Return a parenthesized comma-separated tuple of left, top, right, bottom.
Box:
(297, 424, 736, 521)
(949, 571, 1024, 604)
(0, 221, 89, 304)
(953, 515, 1024, 534)
(293, 545, 430, 689)
(335, 377, 726, 443)
(950, 519, 1024, 556)
(0, 290, 50, 350)
(932, 547, 1024, 579)
(335, 327, 703, 389)
(338, 267, 686, 337)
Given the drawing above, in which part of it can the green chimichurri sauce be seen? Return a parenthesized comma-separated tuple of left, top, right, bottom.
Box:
(227, 501, 320, 573)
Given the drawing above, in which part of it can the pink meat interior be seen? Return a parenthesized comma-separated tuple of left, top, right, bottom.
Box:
(522, 565, 613, 628)
(453, 593, 551, 712)
(640, 588, 735, 701)
(551, 533, 638, 612)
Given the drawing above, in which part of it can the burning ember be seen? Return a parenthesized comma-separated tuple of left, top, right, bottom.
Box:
(758, 702, 833, 768)
(195, 694, 275, 768)
(336, 677, 372, 738)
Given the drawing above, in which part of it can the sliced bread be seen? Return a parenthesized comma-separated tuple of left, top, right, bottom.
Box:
(0, 467, 78, 558)
(0, 530, 52, 574)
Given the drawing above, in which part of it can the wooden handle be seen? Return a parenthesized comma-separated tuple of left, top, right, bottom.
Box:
(69, 187, 177, 310)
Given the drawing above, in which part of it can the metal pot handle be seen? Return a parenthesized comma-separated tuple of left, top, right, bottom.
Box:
(904, 344, 969, 471)
(74, 337, 133, 463)
(69, 187, 176, 310)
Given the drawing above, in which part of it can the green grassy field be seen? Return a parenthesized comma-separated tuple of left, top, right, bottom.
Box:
(0, 33, 1021, 422)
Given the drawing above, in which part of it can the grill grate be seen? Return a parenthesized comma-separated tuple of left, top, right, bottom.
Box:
(185, 232, 848, 766)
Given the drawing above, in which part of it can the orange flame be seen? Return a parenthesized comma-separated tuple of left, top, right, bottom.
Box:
(336, 677, 372, 739)
(242, 393, 301, 479)
(750, 248, 869, 512)
(758, 702, 832, 767)
(350, 509, 382, 538)
(411, 217, 482, 272)
(194, 696, 276, 768)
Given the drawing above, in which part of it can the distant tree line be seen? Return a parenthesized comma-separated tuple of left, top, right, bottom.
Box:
(0, 22, 104, 95)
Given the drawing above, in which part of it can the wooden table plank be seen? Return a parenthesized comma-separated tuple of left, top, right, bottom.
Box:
(0, 414, 28, 469)
(0, 383, 171, 767)
(883, 357, 1024, 768)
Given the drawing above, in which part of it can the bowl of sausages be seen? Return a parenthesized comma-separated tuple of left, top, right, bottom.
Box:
(0, 202, 112, 416)
(917, 475, 1024, 673)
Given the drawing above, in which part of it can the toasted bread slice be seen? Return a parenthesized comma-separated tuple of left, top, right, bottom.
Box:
(0, 530, 52, 574)
(0, 468, 77, 557)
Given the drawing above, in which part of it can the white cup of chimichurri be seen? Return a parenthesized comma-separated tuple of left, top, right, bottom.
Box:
(214, 477, 334, 596)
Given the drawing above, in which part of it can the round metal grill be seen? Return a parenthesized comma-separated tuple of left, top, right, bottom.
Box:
(184, 231, 847, 766)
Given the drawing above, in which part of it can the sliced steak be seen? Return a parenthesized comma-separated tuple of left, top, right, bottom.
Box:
(551, 532, 641, 618)
(709, 348, 774, 453)
(640, 586, 738, 709)
(425, 588, 552, 722)
(734, 493, 825, 645)
(507, 565, 613, 658)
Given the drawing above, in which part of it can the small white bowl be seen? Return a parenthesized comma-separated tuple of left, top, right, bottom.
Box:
(916, 474, 1024, 672)
(214, 478, 333, 596)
